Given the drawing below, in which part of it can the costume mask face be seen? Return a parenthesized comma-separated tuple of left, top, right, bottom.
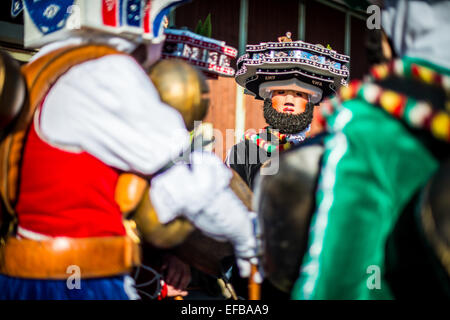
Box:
(263, 99, 314, 135)
(271, 90, 309, 115)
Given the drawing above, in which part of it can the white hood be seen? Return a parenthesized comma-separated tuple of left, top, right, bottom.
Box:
(382, 0, 450, 70)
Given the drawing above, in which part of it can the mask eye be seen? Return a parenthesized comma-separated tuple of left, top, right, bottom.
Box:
(296, 92, 307, 99)
(276, 90, 285, 95)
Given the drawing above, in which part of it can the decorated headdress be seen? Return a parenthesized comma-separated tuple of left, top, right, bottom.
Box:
(161, 28, 238, 79)
(235, 36, 350, 104)
(13, 0, 189, 49)
(151, 17, 238, 131)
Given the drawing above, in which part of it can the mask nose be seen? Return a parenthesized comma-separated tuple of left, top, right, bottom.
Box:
(285, 93, 295, 104)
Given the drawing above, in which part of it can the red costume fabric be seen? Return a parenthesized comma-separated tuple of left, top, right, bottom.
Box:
(15, 99, 125, 238)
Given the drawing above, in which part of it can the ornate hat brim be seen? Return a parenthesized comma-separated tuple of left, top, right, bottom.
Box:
(236, 41, 350, 101)
(162, 29, 238, 78)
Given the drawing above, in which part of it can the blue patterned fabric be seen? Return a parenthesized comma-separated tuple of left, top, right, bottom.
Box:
(23, 0, 75, 35)
(0, 274, 135, 300)
(124, 0, 142, 27)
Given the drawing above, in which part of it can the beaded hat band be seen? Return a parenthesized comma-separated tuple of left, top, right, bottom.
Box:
(162, 29, 238, 79)
(322, 59, 450, 143)
(236, 36, 350, 102)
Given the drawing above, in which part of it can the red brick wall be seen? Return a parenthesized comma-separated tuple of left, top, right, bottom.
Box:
(203, 77, 237, 160)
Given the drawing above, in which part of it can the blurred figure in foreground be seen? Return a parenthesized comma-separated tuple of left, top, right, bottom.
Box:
(289, 0, 449, 299)
(0, 0, 258, 300)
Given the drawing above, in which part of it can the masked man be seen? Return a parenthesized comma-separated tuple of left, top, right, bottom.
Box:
(225, 35, 349, 299)
(292, 0, 450, 299)
(0, 0, 258, 300)
(226, 36, 349, 189)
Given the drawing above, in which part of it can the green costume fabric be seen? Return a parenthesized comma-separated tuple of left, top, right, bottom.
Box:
(291, 59, 446, 300)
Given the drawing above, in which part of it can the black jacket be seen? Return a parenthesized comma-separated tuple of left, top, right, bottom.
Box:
(226, 130, 278, 190)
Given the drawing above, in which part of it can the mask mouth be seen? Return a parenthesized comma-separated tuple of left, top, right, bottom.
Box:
(283, 102, 295, 113)
(283, 106, 295, 113)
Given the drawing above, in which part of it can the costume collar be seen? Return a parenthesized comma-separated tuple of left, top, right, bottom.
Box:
(243, 126, 309, 153)
(285, 125, 310, 143)
(322, 58, 450, 143)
